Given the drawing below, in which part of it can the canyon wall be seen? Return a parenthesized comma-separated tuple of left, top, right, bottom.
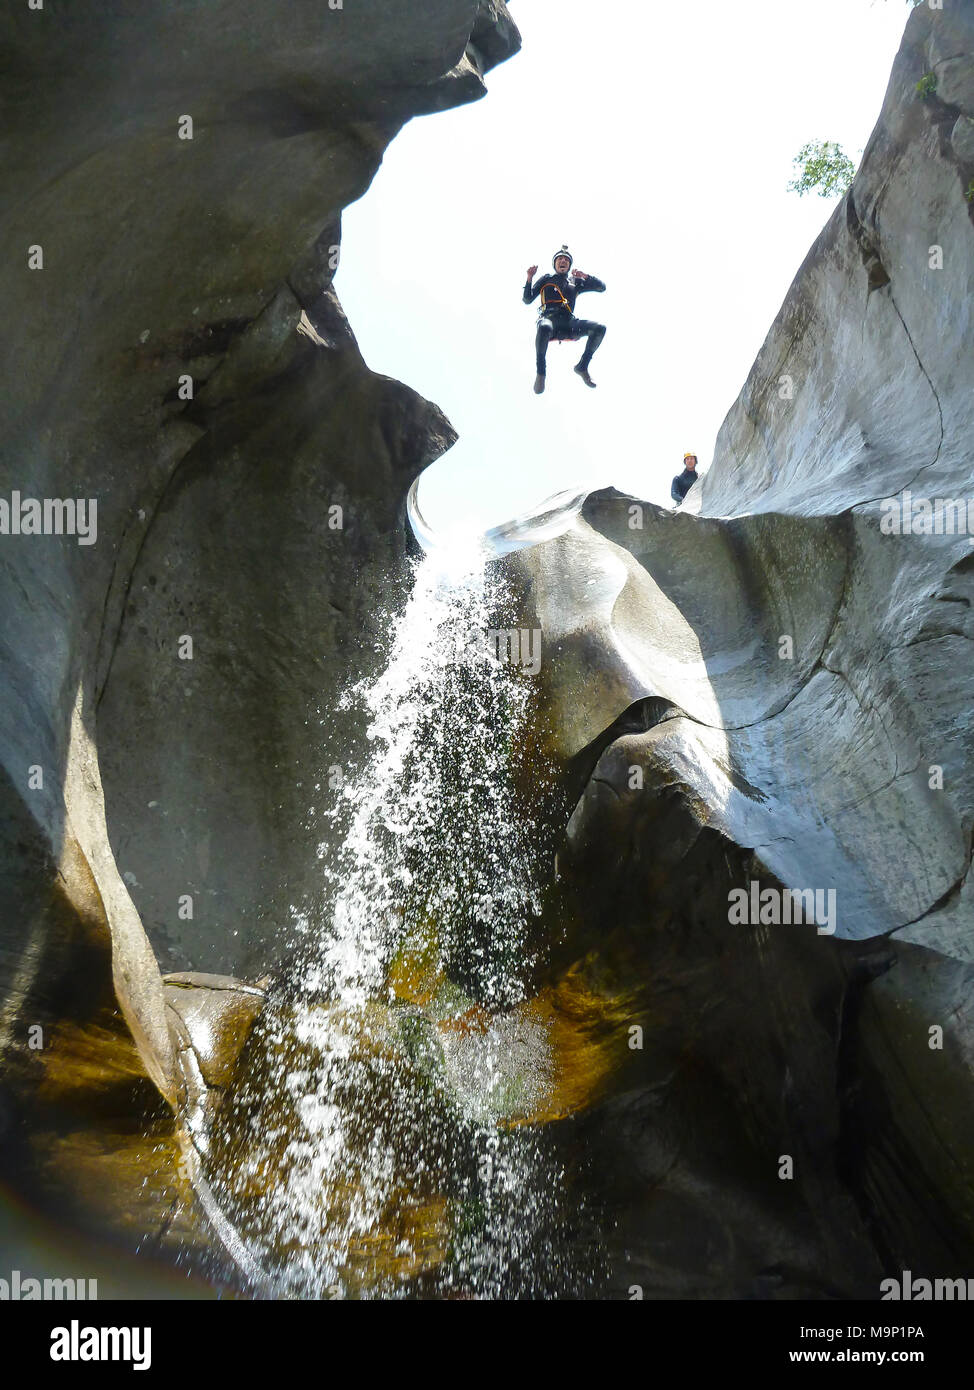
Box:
(503, 1, 974, 1287)
(0, 0, 519, 1105)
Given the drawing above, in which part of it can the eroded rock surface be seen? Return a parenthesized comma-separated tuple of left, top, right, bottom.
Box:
(499, 2, 974, 1287)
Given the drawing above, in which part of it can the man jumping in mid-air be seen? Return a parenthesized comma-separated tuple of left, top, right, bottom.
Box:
(523, 246, 606, 394)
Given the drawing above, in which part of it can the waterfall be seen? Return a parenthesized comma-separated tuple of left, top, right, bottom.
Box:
(313, 538, 546, 1012)
(203, 540, 588, 1298)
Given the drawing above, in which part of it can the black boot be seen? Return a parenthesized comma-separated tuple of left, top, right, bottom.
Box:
(534, 373, 546, 394)
(574, 363, 596, 388)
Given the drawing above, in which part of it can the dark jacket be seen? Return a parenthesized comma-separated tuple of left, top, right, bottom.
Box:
(523, 270, 606, 317)
(671, 468, 699, 504)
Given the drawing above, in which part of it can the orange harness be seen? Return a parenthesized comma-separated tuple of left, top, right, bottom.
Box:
(539, 281, 572, 313)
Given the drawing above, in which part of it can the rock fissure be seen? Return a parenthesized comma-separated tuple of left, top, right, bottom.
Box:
(886, 289, 945, 473)
(889, 837, 974, 936)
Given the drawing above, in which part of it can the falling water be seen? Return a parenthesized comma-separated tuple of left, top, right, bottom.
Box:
(202, 540, 590, 1298)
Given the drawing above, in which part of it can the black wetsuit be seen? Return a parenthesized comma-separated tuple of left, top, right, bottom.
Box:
(523, 270, 607, 376)
(671, 468, 699, 505)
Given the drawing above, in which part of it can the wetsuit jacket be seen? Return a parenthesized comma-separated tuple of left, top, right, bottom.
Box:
(671, 468, 699, 504)
(523, 270, 606, 319)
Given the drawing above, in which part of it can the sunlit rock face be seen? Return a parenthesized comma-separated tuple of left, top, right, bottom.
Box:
(696, 5, 974, 521)
(0, 2, 518, 1150)
(499, 3, 974, 1286)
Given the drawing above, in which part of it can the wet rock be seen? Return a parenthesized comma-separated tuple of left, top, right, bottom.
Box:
(163, 973, 268, 1091)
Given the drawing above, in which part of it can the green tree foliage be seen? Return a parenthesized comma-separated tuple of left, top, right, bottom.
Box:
(789, 2, 927, 200)
(788, 140, 857, 199)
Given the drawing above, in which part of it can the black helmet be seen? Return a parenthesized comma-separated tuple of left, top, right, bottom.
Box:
(552, 244, 573, 270)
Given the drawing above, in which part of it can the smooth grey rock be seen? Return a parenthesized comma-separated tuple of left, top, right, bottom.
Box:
(0, 0, 519, 1100)
(935, 55, 974, 114)
(951, 113, 974, 161)
(512, 492, 970, 946)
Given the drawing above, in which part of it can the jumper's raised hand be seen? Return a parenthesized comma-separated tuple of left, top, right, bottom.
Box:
(527, 264, 538, 278)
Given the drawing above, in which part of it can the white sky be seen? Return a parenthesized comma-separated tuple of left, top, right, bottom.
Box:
(337, 0, 912, 531)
